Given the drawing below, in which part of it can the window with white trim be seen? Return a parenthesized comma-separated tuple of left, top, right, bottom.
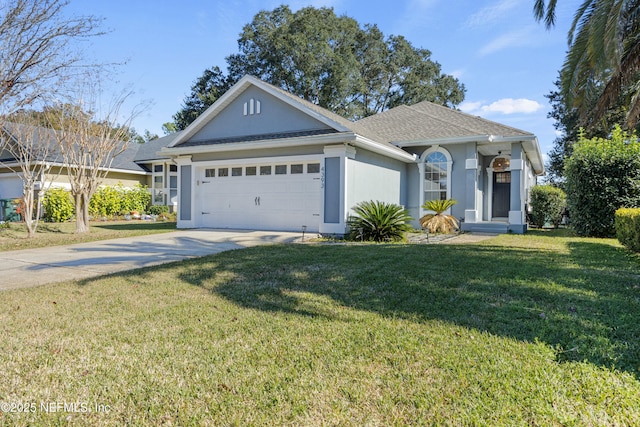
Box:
(152, 163, 165, 205)
(424, 149, 451, 202)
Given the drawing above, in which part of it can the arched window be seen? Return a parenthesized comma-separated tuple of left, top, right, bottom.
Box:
(423, 148, 451, 202)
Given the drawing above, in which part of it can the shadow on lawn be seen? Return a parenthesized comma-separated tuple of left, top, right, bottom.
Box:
(178, 240, 640, 377)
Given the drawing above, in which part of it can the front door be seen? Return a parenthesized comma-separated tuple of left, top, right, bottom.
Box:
(492, 171, 511, 218)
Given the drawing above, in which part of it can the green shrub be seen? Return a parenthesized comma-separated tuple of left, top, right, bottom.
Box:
(530, 185, 566, 228)
(147, 205, 169, 215)
(90, 185, 122, 217)
(89, 184, 151, 217)
(121, 183, 151, 214)
(564, 126, 640, 237)
(347, 200, 413, 242)
(42, 187, 74, 222)
(615, 208, 640, 252)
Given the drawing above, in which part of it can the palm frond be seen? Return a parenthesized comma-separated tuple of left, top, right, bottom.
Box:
(560, 0, 640, 128)
(419, 213, 459, 234)
(421, 198, 457, 214)
(533, 0, 559, 29)
(347, 200, 413, 242)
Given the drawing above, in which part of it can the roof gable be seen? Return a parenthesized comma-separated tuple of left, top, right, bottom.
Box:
(170, 75, 356, 148)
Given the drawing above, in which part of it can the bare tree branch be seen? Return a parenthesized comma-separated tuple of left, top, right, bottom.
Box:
(0, 113, 62, 237)
(50, 74, 145, 233)
(0, 0, 103, 115)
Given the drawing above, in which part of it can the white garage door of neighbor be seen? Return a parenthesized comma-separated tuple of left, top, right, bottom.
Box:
(197, 162, 322, 232)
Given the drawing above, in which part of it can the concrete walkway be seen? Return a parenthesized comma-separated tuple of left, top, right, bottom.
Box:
(0, 229, 301, 291)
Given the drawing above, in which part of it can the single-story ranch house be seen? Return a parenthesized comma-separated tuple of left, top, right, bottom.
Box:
(160, 75, 544, 234)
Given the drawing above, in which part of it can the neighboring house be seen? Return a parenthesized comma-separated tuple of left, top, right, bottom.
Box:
(0, 123, 177, 214)
(161, 75, 544, 234)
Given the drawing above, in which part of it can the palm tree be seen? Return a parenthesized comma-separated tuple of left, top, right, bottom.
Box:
(420, 199, 459, 234)
(534, 0, 640, 129)
(347, 200, 414, 242)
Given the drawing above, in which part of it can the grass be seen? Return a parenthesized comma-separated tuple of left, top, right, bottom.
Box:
(0, 220, 177, 251)
(1, 230, 639, 425)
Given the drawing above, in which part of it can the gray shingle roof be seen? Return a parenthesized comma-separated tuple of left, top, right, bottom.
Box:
(238, 78, 534, 146)
(355, 101, 533, 144)
(133, 132, 178, 162)
(1, 122, 164, 173)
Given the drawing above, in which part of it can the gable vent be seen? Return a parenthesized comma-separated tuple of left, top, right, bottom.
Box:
(243, 98, 261, 116)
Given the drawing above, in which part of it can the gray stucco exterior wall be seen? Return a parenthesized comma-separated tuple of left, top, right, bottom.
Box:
(179, 165, 192, 221)
(324, 157, 341, 223)
(447, 144, 467, 222)
(346, 148, 406, 213)
(190, 86, 331, 143)
(190, 145, 323, 163)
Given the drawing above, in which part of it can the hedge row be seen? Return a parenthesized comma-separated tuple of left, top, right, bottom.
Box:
(615, 208, 640, 252)
(89, 184, 151, 218)
(42, 184, 152, 222)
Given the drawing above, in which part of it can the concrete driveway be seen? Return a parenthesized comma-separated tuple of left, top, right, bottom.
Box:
(0, 229, 301, 291)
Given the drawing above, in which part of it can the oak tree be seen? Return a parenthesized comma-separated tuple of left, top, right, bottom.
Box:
(172, 5, 465, 129)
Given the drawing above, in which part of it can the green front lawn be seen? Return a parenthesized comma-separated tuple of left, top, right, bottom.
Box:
(1, 231, 639, 425)
(0, 220, 176, 251)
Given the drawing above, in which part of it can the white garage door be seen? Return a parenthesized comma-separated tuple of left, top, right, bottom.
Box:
(197, 162, 322, 232)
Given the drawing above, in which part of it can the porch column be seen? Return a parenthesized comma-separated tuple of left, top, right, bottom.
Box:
(509, 143, 526, 233)
(319, 144, 356, 235)
(417, 161, 425, 219)
(174, 155, 194, 229)
(464, 142, 478, 223)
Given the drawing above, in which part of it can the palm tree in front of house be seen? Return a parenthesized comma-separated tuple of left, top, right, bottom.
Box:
(420, 199, 459, 233)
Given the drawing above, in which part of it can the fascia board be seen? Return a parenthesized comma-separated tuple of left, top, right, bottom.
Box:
(393, 135, 493, 147)
(161, 132, 356, 156)
(0, 160, 150, 176)
(355, 135, 417, 163)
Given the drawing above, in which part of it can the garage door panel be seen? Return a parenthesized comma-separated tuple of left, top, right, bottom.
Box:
(197, 165, 321, 232)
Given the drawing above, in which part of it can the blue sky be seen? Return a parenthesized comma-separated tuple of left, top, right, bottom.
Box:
(64, 0, 583, 160)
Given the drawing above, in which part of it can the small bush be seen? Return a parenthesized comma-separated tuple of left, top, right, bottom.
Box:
(347, 200, 413, 242)
(615, 208, 640, 252)
(121, 184, 151, 214)
(530, 185, 566, 228)
(147, 205, 169, 216)
(42, 187, 75, 222)
(90, 185, 122, 217)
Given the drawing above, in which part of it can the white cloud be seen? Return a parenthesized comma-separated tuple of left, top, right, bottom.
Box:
(461, 98, 543, 115)
(465, 0, 519, 29)
(483, 98, 543, 114)
(477, 25, 537, 56)
(449, 69, 465, 79)
(459, 101, 484, 113)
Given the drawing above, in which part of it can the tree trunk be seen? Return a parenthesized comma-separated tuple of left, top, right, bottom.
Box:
(23, 190, 36, 238)
(75, 192, 90, 233)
